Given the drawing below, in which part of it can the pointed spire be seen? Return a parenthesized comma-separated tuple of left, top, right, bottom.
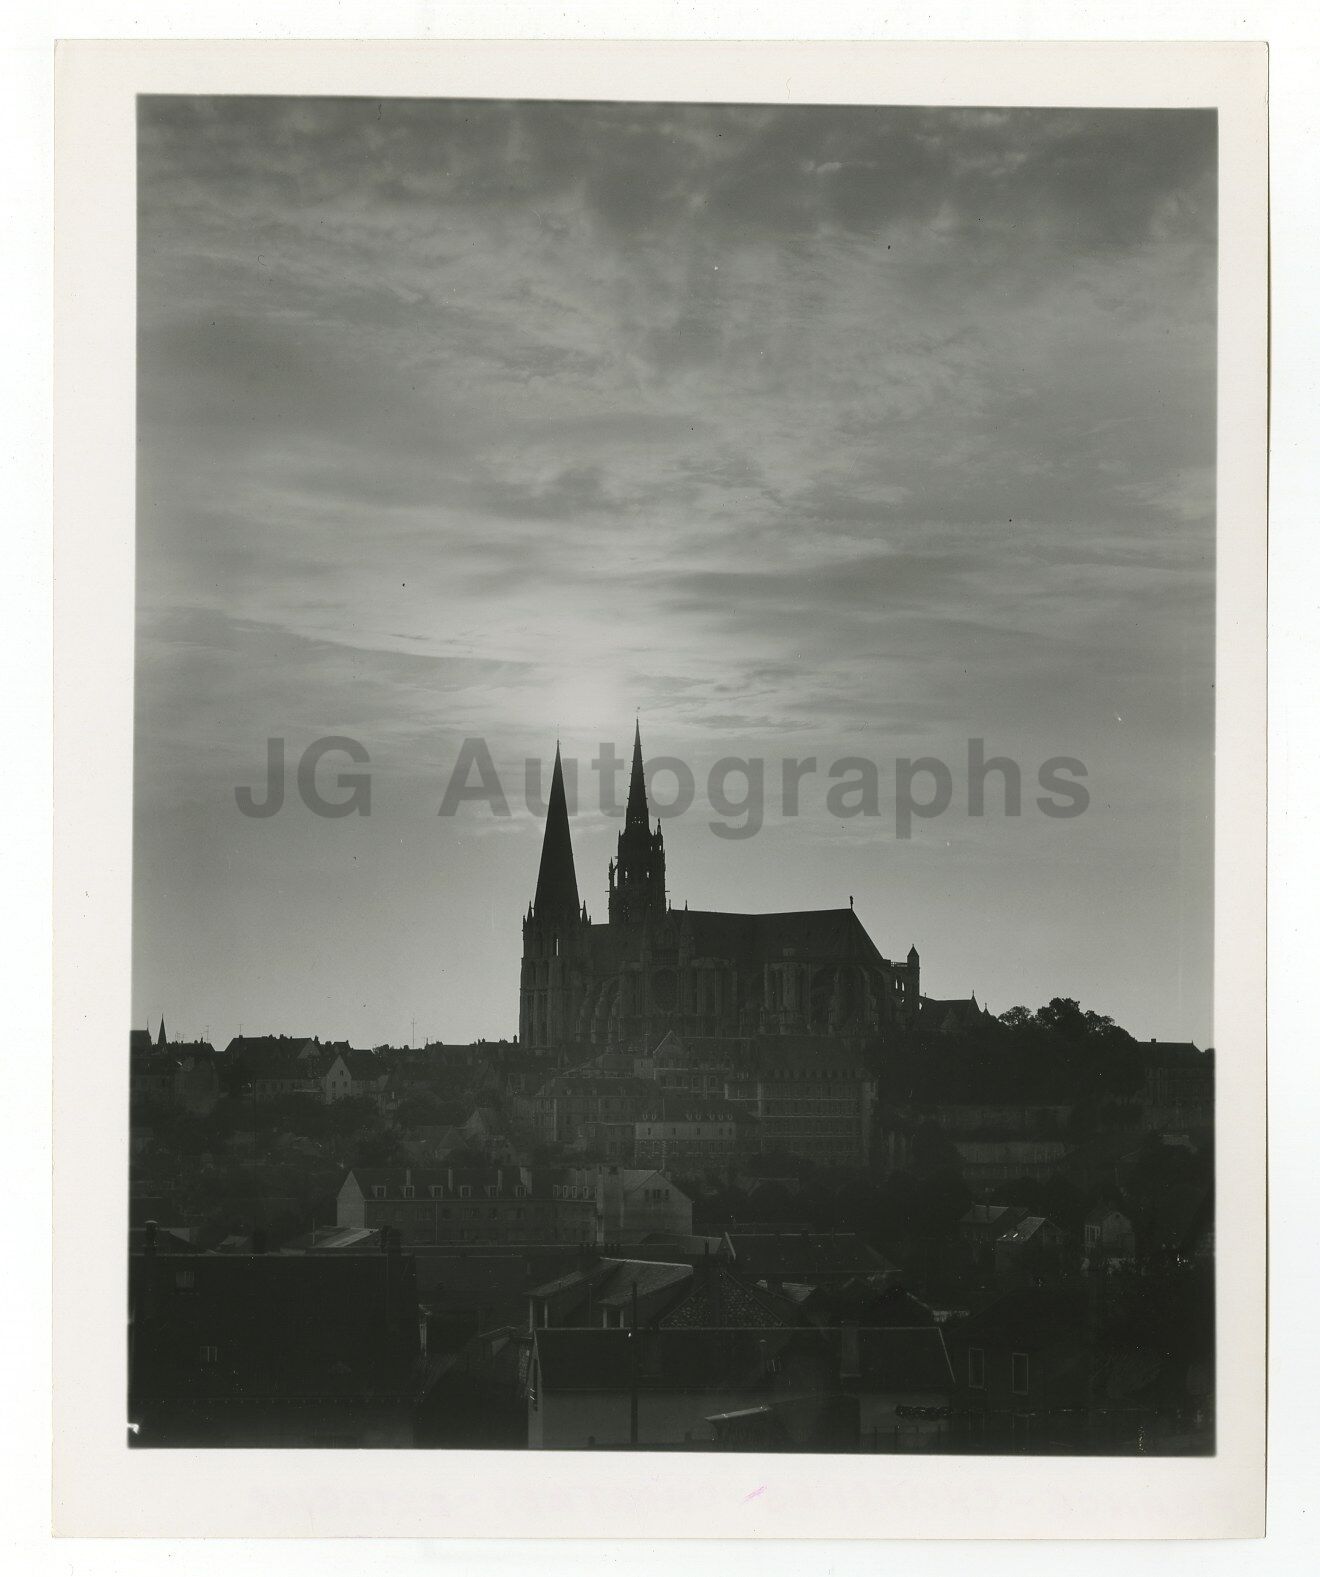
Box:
(626, 719, 649, 826)
(156, 1016, 167, 1047)
(533, 742, 580, 924)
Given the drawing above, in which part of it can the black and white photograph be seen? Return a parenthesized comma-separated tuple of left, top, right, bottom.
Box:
(37, 24, 1281, 1543)
(121, 86, 1231, 1459)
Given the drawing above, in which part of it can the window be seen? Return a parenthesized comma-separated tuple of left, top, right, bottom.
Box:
(430, 1186, 445, 1199)
(174, 1269, 195, 1290)
(1011, 1352, 1030, 1396)
(371, 1185, 386, 1200)
(199, 1345, 219, 1364)
(968, 1347, 985, 1389)
(1084, 1224, 1100, 1249)
(401, 1186, 414, 1200)
(460, 1186, 471, 1199)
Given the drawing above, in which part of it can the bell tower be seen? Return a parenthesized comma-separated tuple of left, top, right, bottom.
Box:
(608, 721, 666, 926)
(519, 744, 587, 1050)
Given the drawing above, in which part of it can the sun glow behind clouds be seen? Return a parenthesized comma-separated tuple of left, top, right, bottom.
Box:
(133, 99, 1217, 1046)
(544, 672, 632, 742)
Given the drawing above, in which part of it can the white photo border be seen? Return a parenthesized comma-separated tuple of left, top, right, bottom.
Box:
(52, 37, 1268, 1540)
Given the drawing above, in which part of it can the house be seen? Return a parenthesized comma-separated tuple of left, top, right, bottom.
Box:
(527, 1323, 954, 1450)
(321, 1048, 391, 1107)
(522, 1073, 658, 1157)
(130, 1045, 176, 1105)
(249, 1051, 323, 1103)
(1140, 1042, 1213, 1131)
(993, 1216, 1070, 1289)
(1084, 1205, 1136, 1265)
(461, 1105, 515, 1160)
(128, 1225, 437, 1446)
(338, 1165, 597, 1247)
(581, 1166, 694, 1243)
(633, 1091, 757, 1171)
(130, 1037, 221, 1115)
(945, 1287, 1092, 1451)
(959, 1203, 1027, 1261)
(719, 1037, 874, 1167)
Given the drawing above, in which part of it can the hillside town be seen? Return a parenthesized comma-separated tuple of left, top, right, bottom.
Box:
(128, 732, 1214, 1453)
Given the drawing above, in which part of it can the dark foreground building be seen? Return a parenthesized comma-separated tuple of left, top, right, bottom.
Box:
(527, 1323, 955, 1450)
(129, 1224, 439, 1446)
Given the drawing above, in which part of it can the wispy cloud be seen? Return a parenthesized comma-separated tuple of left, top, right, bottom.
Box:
(134, 98, 1216, 1047)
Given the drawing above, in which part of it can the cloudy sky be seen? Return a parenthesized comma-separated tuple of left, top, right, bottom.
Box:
(134, 97, 1216, 1049)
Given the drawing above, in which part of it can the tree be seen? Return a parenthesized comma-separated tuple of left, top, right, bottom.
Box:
(353, 1127, 405, 1167)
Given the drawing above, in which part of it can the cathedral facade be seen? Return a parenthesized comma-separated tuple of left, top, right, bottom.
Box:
(518, 725, 922, 1055)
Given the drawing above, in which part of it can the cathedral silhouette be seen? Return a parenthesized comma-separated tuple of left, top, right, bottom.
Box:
(519, 723, 923, 1054)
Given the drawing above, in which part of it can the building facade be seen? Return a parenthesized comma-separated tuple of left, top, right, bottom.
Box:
(519, 726, 922, 1056)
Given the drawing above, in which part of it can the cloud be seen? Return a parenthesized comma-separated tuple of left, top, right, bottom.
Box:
(133, 97, 1217, 1044)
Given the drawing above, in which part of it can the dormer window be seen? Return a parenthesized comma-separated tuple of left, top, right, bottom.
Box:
(430, 1186, 445, 1199)
(400, 1186, 414, 1200)
(371, 1185, 387, 1200)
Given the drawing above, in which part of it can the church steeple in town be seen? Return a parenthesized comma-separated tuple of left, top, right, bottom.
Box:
(156, 1016, 167, 1047)
(625, 718, 648, 826)
(532, 743, 580, 925)
(610, 720, 666, 925)
(520, 743, 587, 1052)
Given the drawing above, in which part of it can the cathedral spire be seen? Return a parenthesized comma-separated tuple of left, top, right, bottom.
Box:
(610, 718, 666, 926)
(625, 718, 649, 826)
(156, 1016, 167, 1047)
(532, 743, 579, 924)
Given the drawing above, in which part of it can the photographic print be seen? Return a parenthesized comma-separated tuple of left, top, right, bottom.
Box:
(124, 89, 1225, 1461)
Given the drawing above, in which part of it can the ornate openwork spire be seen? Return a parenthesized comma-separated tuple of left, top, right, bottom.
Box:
(610, 721, 666, 925)
(625, 717, 648, 826)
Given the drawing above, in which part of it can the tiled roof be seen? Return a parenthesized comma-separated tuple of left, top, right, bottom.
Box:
(528, 1267, 602, 1300)
(593, 1259, 692, 1307)
(996, 1215, 1056, 1245)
